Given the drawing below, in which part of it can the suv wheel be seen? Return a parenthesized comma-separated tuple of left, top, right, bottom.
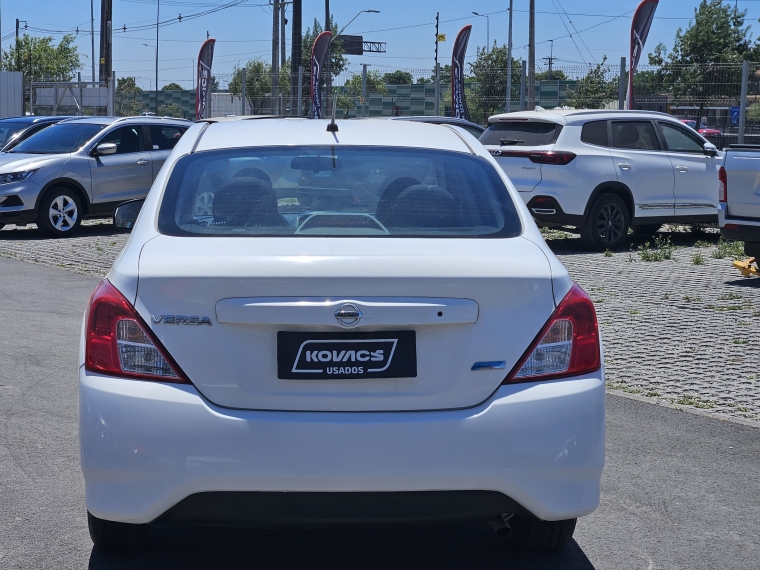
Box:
(510, 514, 577, 551)
(580, 194, 630, 251)
(37, 188, 82, 237)
(87, 511, 149, 551)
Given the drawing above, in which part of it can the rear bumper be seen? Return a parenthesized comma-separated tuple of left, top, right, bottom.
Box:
(79, 369, 606, 526)
(718, 204, 760, 248)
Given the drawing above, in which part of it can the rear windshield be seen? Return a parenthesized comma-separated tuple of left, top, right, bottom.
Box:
(479, 121, 561, 146)
(10, 123, 105, 154)
(158, 146, 522, 238)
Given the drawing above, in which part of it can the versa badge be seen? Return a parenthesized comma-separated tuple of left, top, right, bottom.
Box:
(151, 315, 212, 325)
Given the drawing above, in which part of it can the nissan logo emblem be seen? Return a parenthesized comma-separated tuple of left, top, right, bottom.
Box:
(334, 303, 362, 327)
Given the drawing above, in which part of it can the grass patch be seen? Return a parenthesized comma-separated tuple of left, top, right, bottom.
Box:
(637, 235, 675, 262)
(710, 238, 745, 260)
(682, 295, 701, 302)
(603, 249, 613, 257)
(718, 292, 742, 301)
(692, 253, 705, 265)
(737, 406, 751, 412)
(733, 339, 749, 345)
(629, 309, 641, 315)
(694, 240, 713, 248)
(675, 394, 715, 409)
(645, 391, 661, 397)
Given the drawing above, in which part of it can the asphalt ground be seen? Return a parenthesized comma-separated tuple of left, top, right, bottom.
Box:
(0, 255, 758, 569)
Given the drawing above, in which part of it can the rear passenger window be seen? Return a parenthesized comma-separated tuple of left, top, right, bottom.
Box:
(479, 121, 561, 146)
(611, 121, 659, 151)
(149, 126, 186, 150)
(580, 121, 608, 146)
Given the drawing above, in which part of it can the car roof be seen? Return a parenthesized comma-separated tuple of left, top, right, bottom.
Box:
(487, 109, 676, 126)
(392, 115, 485, 130)
(194, 117, 479, 155)
(58, 116, 192, 126)
(0, 115, 66, 124)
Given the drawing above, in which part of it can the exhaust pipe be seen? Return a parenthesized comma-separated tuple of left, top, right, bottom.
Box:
(489, 513, 513, 537)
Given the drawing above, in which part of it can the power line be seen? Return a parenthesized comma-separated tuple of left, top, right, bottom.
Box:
(549, 0, 585, 64)
(555, 0, 596, 63)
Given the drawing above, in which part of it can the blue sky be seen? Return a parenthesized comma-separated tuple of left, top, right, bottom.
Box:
(2, 0, 760, 89)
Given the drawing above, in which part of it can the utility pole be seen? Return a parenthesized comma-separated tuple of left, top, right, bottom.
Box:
(15, 18, 19, 72)
(434, 12, 440, 116)
(361, 63, 368, 117)
(506, 0, 513, 112)
(290, 0, 302, 116)
(543, 40, 556, 81)
(528, 0, 535, 110)
(90, 0, 95, 82)
(280, 1, 286, 74)
(272, 0, 280, 114)
(99, 0, 113, 85)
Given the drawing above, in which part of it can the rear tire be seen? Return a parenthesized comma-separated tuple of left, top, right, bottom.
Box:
(36, 187, 83, 238)
(631, 223, 662, 236)
(580, 194, 630, 251)
(87, 511, 149, 552)
(510, 514, 577, 551)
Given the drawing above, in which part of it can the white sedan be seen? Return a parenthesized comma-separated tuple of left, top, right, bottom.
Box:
(80, 117, 605, 552)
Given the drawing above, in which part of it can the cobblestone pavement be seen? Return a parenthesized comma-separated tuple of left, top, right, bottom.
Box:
(2, 222, 759, 424)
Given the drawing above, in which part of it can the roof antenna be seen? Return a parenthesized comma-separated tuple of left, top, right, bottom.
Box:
(326, 92, 339, 132)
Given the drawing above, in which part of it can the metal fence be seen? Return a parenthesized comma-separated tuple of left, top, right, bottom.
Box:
(64, 61, 760, 146)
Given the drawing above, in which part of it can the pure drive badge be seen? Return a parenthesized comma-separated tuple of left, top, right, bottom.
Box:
(277, 331, 417, 380)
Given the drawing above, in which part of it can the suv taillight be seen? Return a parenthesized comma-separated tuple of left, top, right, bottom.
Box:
(84, 279, 188, 383)
(504, 284, 600, 383)
(495, 150, 576, 165)
(718, 166, 727, 203)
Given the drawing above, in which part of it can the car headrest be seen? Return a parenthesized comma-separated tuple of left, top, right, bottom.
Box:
(212, 178, 279, 226)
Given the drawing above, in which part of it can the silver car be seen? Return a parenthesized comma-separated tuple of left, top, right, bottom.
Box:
(0, 116, 190, 237)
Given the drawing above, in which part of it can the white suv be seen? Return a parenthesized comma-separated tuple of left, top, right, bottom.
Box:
(481, 110, 722, 250)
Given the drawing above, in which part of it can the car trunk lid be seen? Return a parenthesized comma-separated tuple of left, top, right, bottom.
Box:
(134, 235, 557, 412)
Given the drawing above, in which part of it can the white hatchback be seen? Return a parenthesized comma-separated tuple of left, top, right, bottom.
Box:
(481, 110, 722, 251)
(79, 117, 605, 552)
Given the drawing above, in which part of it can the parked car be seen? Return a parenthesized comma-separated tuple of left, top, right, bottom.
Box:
(0, 115, 71, 152)
(481, 109, 722, 250)
(680, 119, 723, 137)
(0, 116, 190, 237)
(718, 144, 760, 262)
(80, 117, 605, 552)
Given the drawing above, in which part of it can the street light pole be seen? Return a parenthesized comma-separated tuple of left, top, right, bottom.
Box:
(155, 0, 160, 112)
(472, 12, 489, 53)
(90, 0, 95, 82)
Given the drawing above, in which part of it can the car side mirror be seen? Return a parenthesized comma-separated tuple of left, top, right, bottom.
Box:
(113, 199, 145, 230)
(95, 143, 117, 156)
(703, 142, 718, 157)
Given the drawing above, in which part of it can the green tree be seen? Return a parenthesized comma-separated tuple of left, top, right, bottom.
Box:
(228, 58, 290, 114)
(161, 82, 183, 91)
(469, 45, 521, 122)
(565, 57, 618, 109)
(210, 75, 220, 91)
(337, 70, 387, 118)
(115, 77, 144, 116)
(382, 70, 413, 85)
(158, 102, 183, 117)
(0, 33, 81, 81)
(535, 69, 568, 81)
(646, 1, 759, 117)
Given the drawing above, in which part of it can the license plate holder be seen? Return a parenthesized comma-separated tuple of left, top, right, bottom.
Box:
(277, 331, 417, 380)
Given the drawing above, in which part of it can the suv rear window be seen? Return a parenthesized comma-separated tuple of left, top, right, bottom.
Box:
(158, 146, 522, 238)
(479, 121, 561, 146)
(580, 121, 608, 146)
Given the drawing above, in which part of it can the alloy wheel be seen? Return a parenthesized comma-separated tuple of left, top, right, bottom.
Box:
(195, 192, 214, 216)
(595, 202, 625, 245)
(49, 195, 78, 232)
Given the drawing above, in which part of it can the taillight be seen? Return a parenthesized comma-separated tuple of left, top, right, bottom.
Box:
(718, 166, 727, 203)
(84, 279, 188, 383)
(504, 284, 600, 383)
(494, 150, 576, 165)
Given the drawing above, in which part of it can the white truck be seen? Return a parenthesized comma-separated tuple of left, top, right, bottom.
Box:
(718, 144, 760, 274)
